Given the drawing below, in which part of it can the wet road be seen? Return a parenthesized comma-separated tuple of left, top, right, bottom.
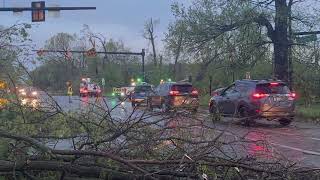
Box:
(43, 96, 320, 168)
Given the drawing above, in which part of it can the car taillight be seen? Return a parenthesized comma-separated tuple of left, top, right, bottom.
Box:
(169, 90, 179, 96)
(191, 90, 198, 95)
(270, 82, 279, 86)
(252, 93, 269, 99)
(289, 92, 296, 98)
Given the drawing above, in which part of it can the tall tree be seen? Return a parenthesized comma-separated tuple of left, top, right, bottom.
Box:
(165, 20, 186, 80)
(171, 0, 320, 83)
(143, 18, 159, 66)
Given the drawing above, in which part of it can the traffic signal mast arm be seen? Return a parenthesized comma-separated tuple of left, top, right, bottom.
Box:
(33, 50, 144, 56)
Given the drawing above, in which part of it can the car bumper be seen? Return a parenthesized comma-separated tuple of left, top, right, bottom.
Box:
(131, 98, 146, 103)
(259, 111, 295, 118)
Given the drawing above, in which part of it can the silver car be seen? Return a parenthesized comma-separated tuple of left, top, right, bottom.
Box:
(209, 80, 296, 126)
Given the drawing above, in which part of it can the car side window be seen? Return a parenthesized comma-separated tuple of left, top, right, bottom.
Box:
(223, 85, 237, 96)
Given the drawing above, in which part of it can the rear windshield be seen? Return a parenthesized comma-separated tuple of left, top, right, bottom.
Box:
(256, 83, 290, 94)
(135, 86, 152, 92)
(171, 84, 193, 93)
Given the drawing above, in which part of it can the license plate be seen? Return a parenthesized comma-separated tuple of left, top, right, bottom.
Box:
(273, 97, 282, 102)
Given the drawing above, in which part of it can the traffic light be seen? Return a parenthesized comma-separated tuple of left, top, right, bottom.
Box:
(36, 49, 45, 56)
(32, 1, 45, 22)
(168, 78, 172, 82)
(86, 48, 97, 57)
(64, 51, 72, 61)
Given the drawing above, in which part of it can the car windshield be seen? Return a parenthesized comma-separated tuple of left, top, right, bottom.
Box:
(135, 85, 152, 92)
(256, 83, 290, 94)
(171, 84, 193, 93)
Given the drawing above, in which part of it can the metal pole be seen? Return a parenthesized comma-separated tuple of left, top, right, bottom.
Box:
(142, 49, 145, 82)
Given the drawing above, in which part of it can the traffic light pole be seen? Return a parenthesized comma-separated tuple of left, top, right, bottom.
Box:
(33, 49, 146, 81)
(142, 49, 145, 82)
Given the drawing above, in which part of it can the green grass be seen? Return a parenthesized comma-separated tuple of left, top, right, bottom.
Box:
(296, 104, 320, 120)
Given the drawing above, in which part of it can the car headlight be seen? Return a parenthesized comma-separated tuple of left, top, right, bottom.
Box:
(32, 91, 38, 96)
(20, 91, 26, 96)
(121, 92, 125, 96)
(19, 89, 25, 92)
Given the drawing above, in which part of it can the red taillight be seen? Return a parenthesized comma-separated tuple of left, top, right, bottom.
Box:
(290, 92, 296, 98)
(169, 90, 179, 96)
(252, 93, 269, 99)
(191, 90, 198, 95)
(270, 82, 279, 86)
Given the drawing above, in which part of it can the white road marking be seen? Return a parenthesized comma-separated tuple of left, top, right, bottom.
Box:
(216, 129, 320, 156)
(311, 138, 320, 141)
(270, 142, 320, 156)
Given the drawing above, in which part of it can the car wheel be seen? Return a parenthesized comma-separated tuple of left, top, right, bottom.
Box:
(147, 100, 153, 111)
(239, 106, 253, 126)
(209, 102, 218, 114)
(279, 118, 292, 126)
(210, 104, 220, 122)
(161, 103, 169, 113)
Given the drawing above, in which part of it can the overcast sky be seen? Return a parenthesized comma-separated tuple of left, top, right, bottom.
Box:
(0, 0, 192, 52)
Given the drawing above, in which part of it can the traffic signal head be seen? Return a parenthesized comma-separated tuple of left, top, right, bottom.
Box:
(32, 1, 45, 22)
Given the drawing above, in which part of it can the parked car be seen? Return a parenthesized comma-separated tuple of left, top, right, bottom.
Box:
(209, 79, 296, 126)
(147, 82, 199, 112)
(130, 83, 153, 107)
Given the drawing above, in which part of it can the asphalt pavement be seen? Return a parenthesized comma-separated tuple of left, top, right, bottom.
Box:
(41, 95, 320, 168)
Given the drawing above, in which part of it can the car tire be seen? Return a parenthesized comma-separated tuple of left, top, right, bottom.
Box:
(147, 100, 153, 111)
(239, 106, 253, 126)
(209, 102, 217, 114)
(209, 104, 220, 122)
(279, 118, 292, 126)
(162, 103, 169, 113)
(192, 108, 198, 113)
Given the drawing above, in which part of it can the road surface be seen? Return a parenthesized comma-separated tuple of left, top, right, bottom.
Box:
(40, 96, 320, 168)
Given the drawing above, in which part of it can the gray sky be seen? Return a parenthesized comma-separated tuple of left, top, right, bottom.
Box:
(0, 0, 192, 52)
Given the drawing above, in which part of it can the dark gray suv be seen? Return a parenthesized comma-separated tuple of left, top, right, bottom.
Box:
(209, 80, 296, 126)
